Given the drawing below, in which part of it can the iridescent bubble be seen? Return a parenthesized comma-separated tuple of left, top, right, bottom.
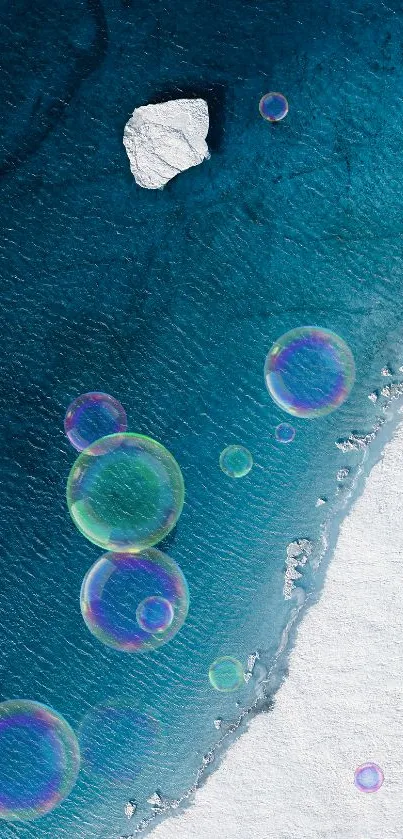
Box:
(64, 392, 127, 452)
(136, 596, 174, 634)
(275, 422, 296, 444)
(219, 445, 253, 478)
(79, 700, 159, 784)
(80, 548, 189, 652)
(264, 327, 355, 418)
(354, 762, 384, 793)
(0, 700, 80, 822)
(67, 433, 185, 552)
(208, 657, 244, 692)
(259, 92, 288, 122)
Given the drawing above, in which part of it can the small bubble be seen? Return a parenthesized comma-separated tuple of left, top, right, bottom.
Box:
(208, 657, 244, 692)
(259, 92, 288, 122)
(136, 596, 174, 634)
(219, 445, 253, 478)
(64, 392, 127, 451)
(354, 763, 384, 793)
(275, 422, 296, 444)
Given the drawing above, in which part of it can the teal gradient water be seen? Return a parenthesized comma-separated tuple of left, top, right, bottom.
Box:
(1, 0, 403, 837)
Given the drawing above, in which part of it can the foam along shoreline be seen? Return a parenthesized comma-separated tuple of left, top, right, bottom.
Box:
(147, 423, 403, 839)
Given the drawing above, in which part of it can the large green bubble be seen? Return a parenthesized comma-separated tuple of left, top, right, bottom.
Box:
(66, 433, 185, 552)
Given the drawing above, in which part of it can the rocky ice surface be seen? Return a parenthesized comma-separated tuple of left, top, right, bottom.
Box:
(244, 651, 260, 683)
(125, 801, 137, 820)
(123, 99, 210, 189)
(283, 539, 313, 600)
(336, 467, 350, 482)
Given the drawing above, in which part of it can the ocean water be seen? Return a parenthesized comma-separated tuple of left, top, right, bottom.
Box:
(1, 0, 403, 837)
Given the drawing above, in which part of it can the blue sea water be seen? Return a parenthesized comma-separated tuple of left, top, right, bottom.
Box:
(2, 0, 403, 837)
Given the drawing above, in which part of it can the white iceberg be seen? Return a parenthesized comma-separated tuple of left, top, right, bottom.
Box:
(123, 98, 210, 189)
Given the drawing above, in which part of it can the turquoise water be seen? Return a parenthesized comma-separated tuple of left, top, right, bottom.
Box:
(2, 0, 403, 837)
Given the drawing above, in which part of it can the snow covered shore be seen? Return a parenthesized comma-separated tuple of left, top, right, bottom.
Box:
(148, 423, 403, 839)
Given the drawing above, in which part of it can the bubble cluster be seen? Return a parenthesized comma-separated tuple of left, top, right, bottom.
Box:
(79, 700, 159, 784)
(80, 548, 189, 652)
(264, 327, 355, 418)
(208, 657, 244, 692)
(0, 700, 80, 822)
(275, 422, 296, 444)
(136, 596, 174, 634)
(64, 392, 127, 452)
(67, 433, 185, 553)
(259, 92, 288, 122)
(354, 762, 384, 793)
(219, 445, 253, 478)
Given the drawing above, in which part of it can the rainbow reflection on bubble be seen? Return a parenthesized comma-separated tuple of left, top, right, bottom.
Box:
(275, 422, 296, 444)
(0, 700, 80, 822)
(219, 445, 253, 478)
(264, 327, 355, 418)
(64, 392, 127, 452)
(79, 700, 159, 784)
(259, 92, 288, 122)
(67, 433, 185, 553)
(136, 596, 174, 633)
(354, 762, 384, 793)
(208, 657, 244, 692)
(80, 548, 189, 652)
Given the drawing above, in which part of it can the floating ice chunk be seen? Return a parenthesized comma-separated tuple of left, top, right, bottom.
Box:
(124, 800, 137, 820)
(336, 429, 378, 453)
(246, 651, 260, 675)
(283, 539, 312, 600)
(147, 791, 163, 809)
(123, 99, 210, 189)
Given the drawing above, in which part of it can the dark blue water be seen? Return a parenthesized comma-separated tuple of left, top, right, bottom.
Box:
(2, 0, 403, 837)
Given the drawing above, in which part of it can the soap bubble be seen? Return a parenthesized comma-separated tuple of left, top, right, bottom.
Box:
(264, 327, 355, 418)
(275, 422, 296, 444)
(64, 392, 127, 452)
(219, 445, 253, 478)
(208, 657, 244, 692)
(354, 762, 384, 793)
(136, 596, 174, 634)
(80, 548, 189, 652)
(0, 700, 80, 822)
(67, 433, 185, 552)
(259, 92, 288, 122)
(79, 700, 159, 784)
